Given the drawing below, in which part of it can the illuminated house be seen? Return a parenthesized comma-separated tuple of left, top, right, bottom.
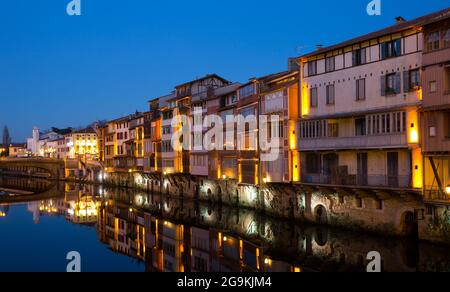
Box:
(236, 80, 260, 185)
(206, 83, 242, 181)
(129, 112, 145, 171)
(297, 13, 428, 190)
(149, 96, 165, 173)
(421, 9, 450, 202)
(158, 75, 230, 175)
(8, 143, 27, 157)
(187, 75, 231, 177)
(259, 67, 300, 183)
(64, 127, 99, 161)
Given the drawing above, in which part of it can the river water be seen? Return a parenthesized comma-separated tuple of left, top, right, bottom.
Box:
(0, 177, 449, 272)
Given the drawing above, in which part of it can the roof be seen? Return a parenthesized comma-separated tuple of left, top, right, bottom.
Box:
(174, 74, 230, 89)
(8, 143, 26, 148)
(213, 83, 242, 97)
(71, 127, 96, 134)
(299, 7, 450, 59)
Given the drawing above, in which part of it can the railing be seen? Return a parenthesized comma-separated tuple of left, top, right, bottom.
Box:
(301, 174, 412, 189)
(299, 133, 408, 151)
(424, 190, 450, 202)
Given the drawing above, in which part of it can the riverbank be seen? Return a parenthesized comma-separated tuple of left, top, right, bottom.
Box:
(1, 169, 449, 246)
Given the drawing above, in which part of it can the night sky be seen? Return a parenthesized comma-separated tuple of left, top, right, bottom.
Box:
(0, 0, 448, 141)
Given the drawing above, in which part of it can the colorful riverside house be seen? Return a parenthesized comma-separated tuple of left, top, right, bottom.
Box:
(158, 75, 230, 176)
(296, 12, 432, 192)
(421, 9, 450, 204)
(259, 65, 300, 184)
(206, 83, 242, 181)
(128, 112, 145, 171)
(236, 79, 261, 185)
(186, 74, 231, 178)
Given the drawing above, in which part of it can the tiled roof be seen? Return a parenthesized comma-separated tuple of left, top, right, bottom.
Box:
(299, 7, 450, 59)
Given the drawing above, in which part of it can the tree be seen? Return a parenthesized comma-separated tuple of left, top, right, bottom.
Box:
(2, 126, 11, 156)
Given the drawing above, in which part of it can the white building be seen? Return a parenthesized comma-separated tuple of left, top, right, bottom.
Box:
(297, 16, 424, 190)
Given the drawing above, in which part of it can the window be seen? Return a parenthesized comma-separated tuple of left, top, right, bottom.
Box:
(355, 118, 366, 136)
(352, 48, 367, 66)
(306, 153, 320, 174)
(444, 29, 450, 49)
(325, 57, 335, 72)
(162, 126, 172, 135)
(240, 106, 255, 118)
(430, 81, 437, 93)
(356, 79, 366, 101)
(404, 69, 421, 92)
(426, 31, 440, 51)
(310, 88, 318, 108)
(300, 120, 328, 139)
(327, 122, 339, 137)
(382, 73, 401, 95)
(381, 39, 402, 59)
(308, 61, 317, 76)
(326, 85, 335, 105)
(239, 84, 255, 99)
(429, 126, 436, 137)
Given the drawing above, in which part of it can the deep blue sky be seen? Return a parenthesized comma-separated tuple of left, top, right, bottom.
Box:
(0, 0, 448, 141)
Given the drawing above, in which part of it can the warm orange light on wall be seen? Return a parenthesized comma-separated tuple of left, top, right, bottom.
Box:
(407, 111, 419, 144)
(289, 121, 297, 150)
(412, 147, 423, 189)
(255, 163, 259, 185)
(238, 163, 242, 183)
(292, 151, 300, 182)
(301, 85, 310, 117)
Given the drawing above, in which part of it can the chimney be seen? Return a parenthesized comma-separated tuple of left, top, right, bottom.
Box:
(316, 44, 323, 51)
(395, 16, 406, 23)
(288, 58, 299, 72)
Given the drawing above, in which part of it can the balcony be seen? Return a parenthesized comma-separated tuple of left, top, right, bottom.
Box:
(301, 174, 412, 189)
(299, 133, 408, 151)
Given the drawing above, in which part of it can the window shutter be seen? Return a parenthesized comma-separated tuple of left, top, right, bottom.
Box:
(380, 43, 386, 60)
(352, 51, 356, 66)
(361, 48, 367, 64)
(395, 73, 402, 94)
(381, 75, 386, 96)
(403, 71, 410, 92)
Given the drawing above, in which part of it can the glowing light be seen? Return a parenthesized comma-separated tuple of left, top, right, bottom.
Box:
(223, 236, 228, 242)
(129, 208, 133, 213)
(412, 148, 423, 189)
(294, 267, 301, 273)
(264, 258, 272, 265)
(446, 186, 450, 195)
(407, 112, 420, 144)
(222, 174, 227, 180)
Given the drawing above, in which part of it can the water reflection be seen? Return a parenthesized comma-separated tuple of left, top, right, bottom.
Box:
(1, 178, 450, 272)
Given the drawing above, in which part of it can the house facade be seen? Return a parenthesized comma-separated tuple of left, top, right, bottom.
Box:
(297, 17, 425, 190)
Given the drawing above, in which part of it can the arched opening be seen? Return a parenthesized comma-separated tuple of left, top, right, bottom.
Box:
(207, 189, 212, 201)
(402, 211, 418, 238)
(315, 205, 328, 224)
(314, 227, 329, 247)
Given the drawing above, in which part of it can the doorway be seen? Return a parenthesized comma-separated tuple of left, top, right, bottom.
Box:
(388, 152, 399, 187)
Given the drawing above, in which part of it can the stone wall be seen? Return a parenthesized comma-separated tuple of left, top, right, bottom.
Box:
(87, 170, 450, 244)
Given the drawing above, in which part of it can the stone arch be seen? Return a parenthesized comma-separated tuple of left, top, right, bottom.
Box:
(314, 227, 329, 247)
(314, 205, 328, 224)
(401, 211, 418, 238)
(207, 188, 212, 200)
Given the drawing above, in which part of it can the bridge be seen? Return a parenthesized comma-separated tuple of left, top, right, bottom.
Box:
(0, 176, 64, 205)
(0, 158, 65, 180)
